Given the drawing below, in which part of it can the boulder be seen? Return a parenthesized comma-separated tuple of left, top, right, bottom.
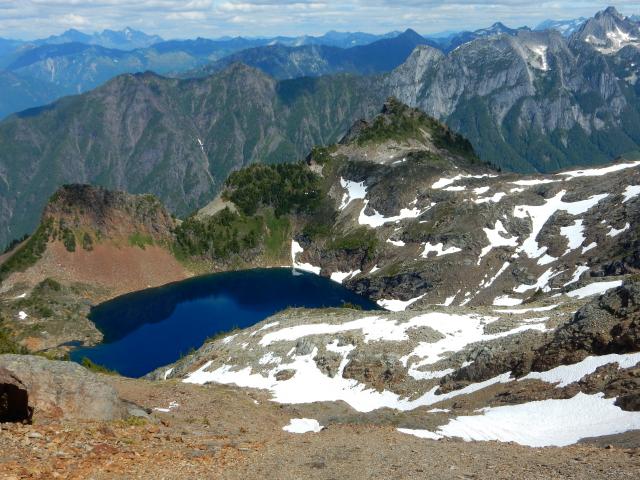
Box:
(531, 280, 640, 372)
(0, 355, 126, 421)
(0, 367, 33, 423)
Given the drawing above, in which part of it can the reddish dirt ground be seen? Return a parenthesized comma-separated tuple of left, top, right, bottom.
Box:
(1, 377, 639, 480)
(5, 242, 191, 300)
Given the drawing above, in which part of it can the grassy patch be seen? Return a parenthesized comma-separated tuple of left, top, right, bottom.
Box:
(263, 212, 290, 259)
(328, 227, 379, 262)
(81, 357, 118, 375)
(0, 319, 28, 354)
(128, 232, 154, 250)
(173, 208, 262, 261)
(205, 326, 241, 343)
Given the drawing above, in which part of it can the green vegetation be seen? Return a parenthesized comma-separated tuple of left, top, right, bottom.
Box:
(340, 302, 363, 310)
(122, 416, 147, 427)
(81, 357, 118, 375)
(328, 227, 379, 262)
(308, 145, 337, 165)
(174, 208, 261, 260)
(2, 234, 29, 254)
(355, 98, 477, 161)
(35, 278, 62, 293)
(205, 326, 241, 343)
(0, 219, 53, 283)
(128, 232, 154, 250)
(61, 227, 76, 252)
(0, 318, 28, 354)
(82, 232, 94, 251)
(224, 163, 322, 217)
(175, 158, 328, 265)
(263, 214, 291, 258)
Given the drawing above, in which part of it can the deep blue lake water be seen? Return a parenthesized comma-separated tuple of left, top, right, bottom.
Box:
(70, 268, 379, 377)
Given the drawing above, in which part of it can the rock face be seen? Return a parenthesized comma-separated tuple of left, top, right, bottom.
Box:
(571, 7, 640, 54)
(531, 281, 640, 372)
(0, 355, 126, 421)
(387, 25, 639, 173)
(43, 184, 177, 244)
(0, 366, 32, 423)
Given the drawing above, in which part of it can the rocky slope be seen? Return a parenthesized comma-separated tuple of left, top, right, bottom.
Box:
(387, 24, 640, 172)
(136, 99, 640, 448)
(156, 277, 640, 449)
(572, 6, 640, 54)
(0, 185, 190, 354)
(274, 99, 639, 312)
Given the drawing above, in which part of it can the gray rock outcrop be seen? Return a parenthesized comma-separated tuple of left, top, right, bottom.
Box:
(0, 355, 126, 421)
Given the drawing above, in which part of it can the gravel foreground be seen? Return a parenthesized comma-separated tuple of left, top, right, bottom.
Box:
(1, 376, 639, 480)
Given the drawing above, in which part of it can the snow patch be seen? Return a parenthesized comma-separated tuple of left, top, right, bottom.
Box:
(493, 295, 523, 306)
(339, 178, 367, 210)
(478, 220, 518, 264)
(560, 219, 585, 254)
(563, 265, 589, 287)
(622, 185, 640, 203)
(559, 160, 640, 179)
(291, 240, 321, 275)
(377, 295, 425, 312)
(358, 200, 426, 227)
(473, 192, 506, 204)
(607, 223, 630, 238)
(330, 270, 361, 284)
(386, 239, 406, 247)
(283, 418, 323, 433)
(522, 352, 640, 388)
(421, 242, 461, 258)
(566, 280, 623, 299)
(436, 393, 640, 447)
(514, 191, 608, 259)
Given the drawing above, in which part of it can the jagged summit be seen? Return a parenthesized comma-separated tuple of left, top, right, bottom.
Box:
(572, 5, 640, 53)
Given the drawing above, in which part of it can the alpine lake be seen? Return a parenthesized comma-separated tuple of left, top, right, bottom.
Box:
(70, 268, 380, 377)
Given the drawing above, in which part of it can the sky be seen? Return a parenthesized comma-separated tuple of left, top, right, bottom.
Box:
(1, 1, 640, 40)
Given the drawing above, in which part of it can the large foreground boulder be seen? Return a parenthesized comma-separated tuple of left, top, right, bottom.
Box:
(0, 367, 32, 423)
(0, 355, 126, 421)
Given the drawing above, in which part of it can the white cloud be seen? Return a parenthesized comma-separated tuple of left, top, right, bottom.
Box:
(0, 1, 639, 40)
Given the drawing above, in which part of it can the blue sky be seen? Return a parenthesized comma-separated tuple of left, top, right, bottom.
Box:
(1, 1, 640, 40)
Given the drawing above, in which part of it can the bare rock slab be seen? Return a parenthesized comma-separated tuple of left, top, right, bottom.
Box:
(0, 355, 126, 421)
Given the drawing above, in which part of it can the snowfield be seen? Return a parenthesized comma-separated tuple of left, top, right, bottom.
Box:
(400, 393, 640, 447)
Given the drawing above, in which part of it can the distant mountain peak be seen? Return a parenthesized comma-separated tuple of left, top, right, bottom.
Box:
(601, 6, 623, 18)
(574, 5, 640, 54)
